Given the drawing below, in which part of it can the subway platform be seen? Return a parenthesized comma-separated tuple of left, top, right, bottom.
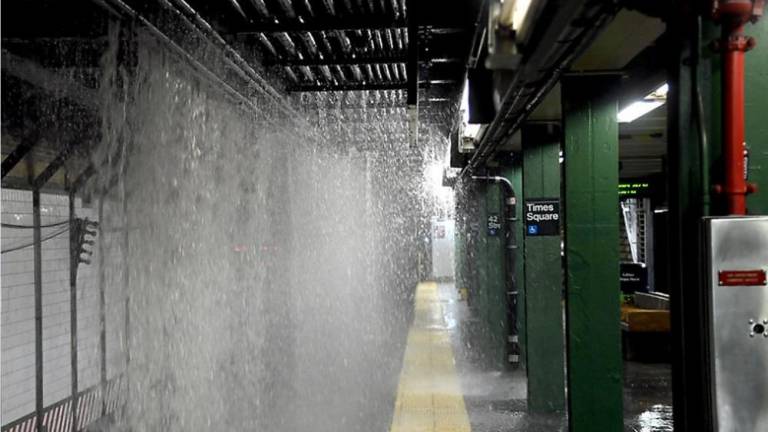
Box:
(388, 282, 673, 432)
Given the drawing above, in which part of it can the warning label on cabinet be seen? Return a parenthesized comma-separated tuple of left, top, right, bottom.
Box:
(718, 270, 767, 286)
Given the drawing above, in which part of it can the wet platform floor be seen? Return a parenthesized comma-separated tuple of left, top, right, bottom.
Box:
(388, 282, 673, 432)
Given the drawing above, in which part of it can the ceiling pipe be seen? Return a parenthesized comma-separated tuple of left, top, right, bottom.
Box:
(391, 63, 401, 81)
(364, 64, 376, 81)
(244, 0, 269, 17)
(342, 0, 356, 15)
(284, 66, 299, 83)
(225, 0, 248, 19)
(374, 30, 385, 51)
(406, 0, 418, 147)
(317, 31, 335, 57)
(273, 0, 297, 18)
(162, 0, 308, 121)
(351, 65, 364, 81)
(299, 65, 315, 81)
(320, 0, 336, 15)
(393, 28, 403, 51)
(391, 0, 400, 19)
(471, 175, 513, 194)
(381, 62, 392, 81)
(274, 32, 298, 56)
(256, 33, 278, 56)
(298, 31, 319, 56)
(711, 0, 763, 214)
(333, 65, 347, 82)
(335, 30, 353, 52)
(460, 0, 617, 178)
(300, 0, 315, 17)
(91, 0, 310, 140)
(384, 28, 395, 51)
(320, 65, 334, 82)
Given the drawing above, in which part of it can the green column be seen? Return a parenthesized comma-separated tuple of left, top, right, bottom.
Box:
(521, 124, 565, 412)
(454, 188, 468, 296)
(502, 164, 526, 369)
(746, 18, 768, 214)
(478, 182, 508, 369)
(666, 16, 721, 430)
(561, 75, 622, 431)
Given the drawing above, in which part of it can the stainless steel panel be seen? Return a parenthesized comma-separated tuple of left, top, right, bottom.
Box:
(706, 217, 768, 432)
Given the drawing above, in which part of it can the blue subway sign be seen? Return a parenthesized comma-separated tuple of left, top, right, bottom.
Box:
(487, 213, 501, 236)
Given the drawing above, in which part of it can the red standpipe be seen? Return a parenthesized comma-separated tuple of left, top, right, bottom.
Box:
(713, 0, 762, 215)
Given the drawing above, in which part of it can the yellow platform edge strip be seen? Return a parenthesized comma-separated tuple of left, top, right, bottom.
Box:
(389, 282, 471, 432)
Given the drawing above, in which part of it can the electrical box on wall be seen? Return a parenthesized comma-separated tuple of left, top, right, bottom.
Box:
(704, 217, 768, 432)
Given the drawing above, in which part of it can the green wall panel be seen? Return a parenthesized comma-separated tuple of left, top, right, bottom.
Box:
(745, 18, 768, 214)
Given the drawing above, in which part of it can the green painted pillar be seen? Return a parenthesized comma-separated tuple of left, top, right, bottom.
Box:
(454, 188, 468, 296)
(561, 75, 622, 431)
(502, 164, 526, 369)
(745, 17, 768, 214)
(666, 16, 722, 430)
(479, 182, 508, 369)
(521, 124, 565, 412)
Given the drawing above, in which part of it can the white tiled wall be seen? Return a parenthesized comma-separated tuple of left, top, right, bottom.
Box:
(1, 188, 118, 424)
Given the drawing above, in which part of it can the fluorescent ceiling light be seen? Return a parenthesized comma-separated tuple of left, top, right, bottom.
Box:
(460, 79, 482, 139)
(618, 100, 664, 123)
(512, 0, 535, 32)
(464, 123, 481, 137)
(618, 82, 668, 123)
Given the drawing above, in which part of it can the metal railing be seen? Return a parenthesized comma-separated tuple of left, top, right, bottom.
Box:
(1, 375, 125, 432)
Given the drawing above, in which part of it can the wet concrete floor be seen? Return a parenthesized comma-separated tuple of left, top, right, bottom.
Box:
(432, 282, 674, 432)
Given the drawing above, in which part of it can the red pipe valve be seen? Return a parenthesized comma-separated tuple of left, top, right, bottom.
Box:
(712, 0, 764, 25)
(712, 0, 764, 214)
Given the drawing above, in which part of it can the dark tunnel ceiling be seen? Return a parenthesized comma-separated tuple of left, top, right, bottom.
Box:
(2, 0, 476, 101)
(2, 0, 479, 191)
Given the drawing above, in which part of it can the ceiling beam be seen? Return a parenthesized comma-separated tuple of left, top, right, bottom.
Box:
(267, 55, 462, 66)
(2, 50, 99, 110)
(2, 132, 40, 179)
(406, 0, 418, 107)
(32, 148, 73, 190)
(270, 55, 406, 66)
(233, 21, 465, 34)
(288, 82, 407, 92)
(287, 79, 460, 92)
(233, 18, 407, 33)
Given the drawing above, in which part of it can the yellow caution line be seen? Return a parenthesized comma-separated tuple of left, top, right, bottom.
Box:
(390, 282, 471, 432)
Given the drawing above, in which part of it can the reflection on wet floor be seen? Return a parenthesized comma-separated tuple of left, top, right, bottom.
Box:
(623, 362, 674, 432)
(430, 282, 674, 432)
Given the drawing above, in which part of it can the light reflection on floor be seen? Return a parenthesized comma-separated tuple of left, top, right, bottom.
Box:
(438, 281, 675, 432)
(627, 404, 674, 432)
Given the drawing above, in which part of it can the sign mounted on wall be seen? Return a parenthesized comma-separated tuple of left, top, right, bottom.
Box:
(525, 198, 560, 236)
(619, 181, 654, 197)
(487, 213, 501, 236)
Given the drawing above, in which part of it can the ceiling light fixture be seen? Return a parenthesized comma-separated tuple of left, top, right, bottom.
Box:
(618, 83, 668, 123)
(460, 79, 482, 139)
